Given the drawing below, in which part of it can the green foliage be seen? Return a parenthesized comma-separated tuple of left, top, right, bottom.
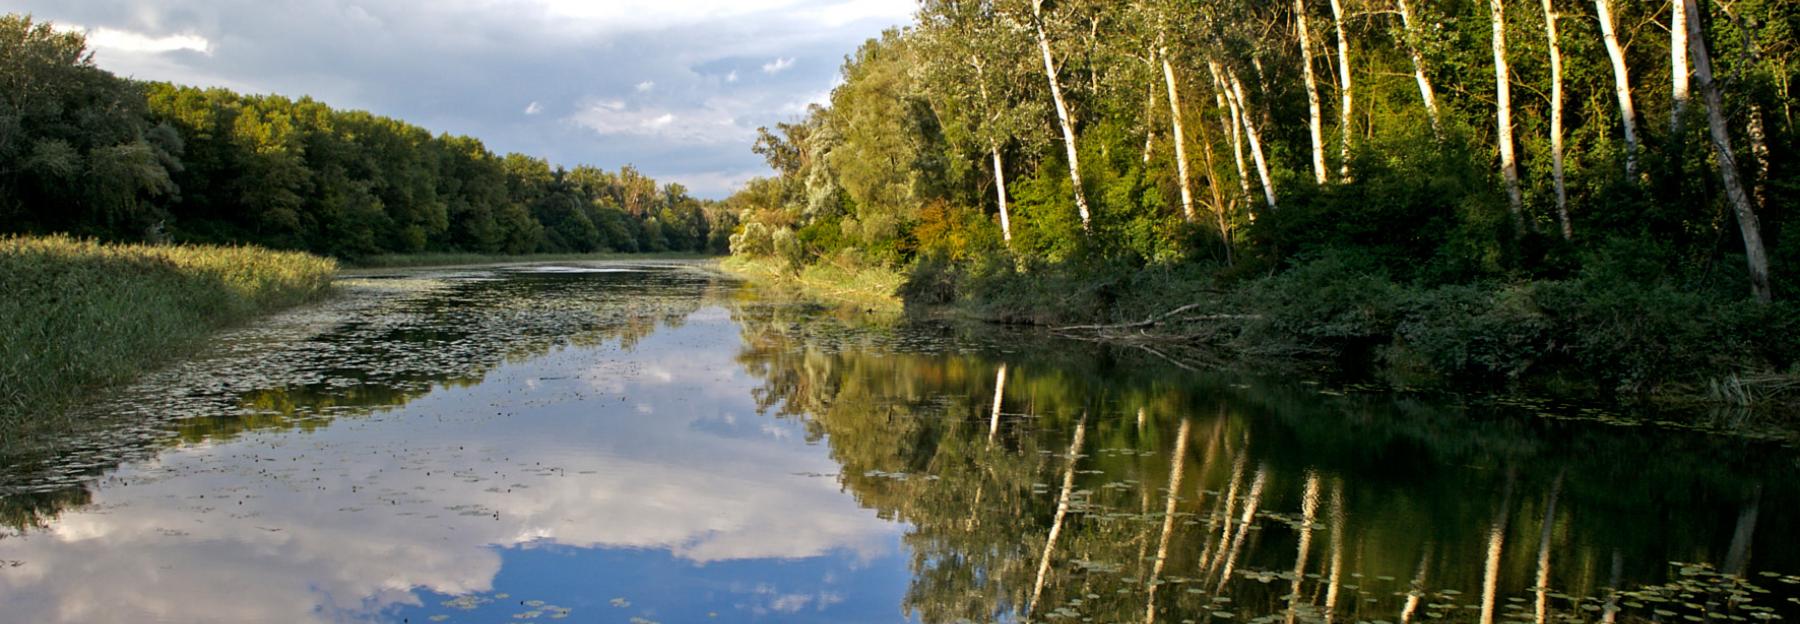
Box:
(0, 235, 335, 431)
(0, 15, 733, 261)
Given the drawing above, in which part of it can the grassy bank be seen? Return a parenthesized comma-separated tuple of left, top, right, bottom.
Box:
(903, 252, 1800, 405)
(346, 250, 716, 270)
(720, 255, 905, 310)
(0, 236, 337, 431)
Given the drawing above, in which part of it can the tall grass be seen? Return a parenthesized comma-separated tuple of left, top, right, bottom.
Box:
(0, 235, 337, 431)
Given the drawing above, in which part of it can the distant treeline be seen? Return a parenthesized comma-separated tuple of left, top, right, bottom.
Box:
(0, 14, 735, 258)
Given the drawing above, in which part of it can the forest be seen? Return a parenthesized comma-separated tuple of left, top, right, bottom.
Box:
(725, 0, 1800, 392)
(0, 14, 735, 259)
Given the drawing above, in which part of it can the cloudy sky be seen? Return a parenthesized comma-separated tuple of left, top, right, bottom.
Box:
(21, 0, 919, 198)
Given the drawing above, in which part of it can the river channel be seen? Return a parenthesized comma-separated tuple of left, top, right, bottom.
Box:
(0, 261, 1794, 623)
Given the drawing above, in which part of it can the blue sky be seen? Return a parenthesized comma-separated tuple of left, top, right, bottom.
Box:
(21, 0, 918, 198)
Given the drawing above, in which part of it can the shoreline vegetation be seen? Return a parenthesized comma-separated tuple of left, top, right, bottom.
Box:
(719, 1, 1799, 410)
(0, 236, 335, 434)
(346, 251, 718, 270)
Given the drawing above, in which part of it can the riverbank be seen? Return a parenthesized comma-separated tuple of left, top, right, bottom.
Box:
(726, 250, 1800, 409)
(0, 236, 337, 433)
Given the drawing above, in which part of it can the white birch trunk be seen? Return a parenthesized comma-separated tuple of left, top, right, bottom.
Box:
(1594, 0, 1641, 179)
(1211, 67, 1253, 201)
(1544, 0, 1571, 239)
(1295, 0, 1330, 184)
(1685, 0, 1773, 302)
(1330, 0, 1353, 180)
(1033, 0, 1092, 231)
(1492, 0, 1526, 232)
(1672, 0, 1690, 132)
(992, 144, 1013, 243)
(1162, 48, 1196, 222)
(1396, 0, 1442, 134)
(1220, 63, 1279, 211)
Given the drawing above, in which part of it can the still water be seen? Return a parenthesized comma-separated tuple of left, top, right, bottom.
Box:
(0, 261, 1795, 623)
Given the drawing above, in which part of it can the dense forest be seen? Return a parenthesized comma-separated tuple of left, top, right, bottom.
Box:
(0, 14, 734, 258)
(725, 0, 1800, 390)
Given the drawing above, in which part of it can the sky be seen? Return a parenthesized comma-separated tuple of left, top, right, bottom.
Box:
(21, 0, 919, 198)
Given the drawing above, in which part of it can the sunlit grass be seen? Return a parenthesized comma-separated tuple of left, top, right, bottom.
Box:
(0, 235, 337, 432)
(720, 255, 904, 311)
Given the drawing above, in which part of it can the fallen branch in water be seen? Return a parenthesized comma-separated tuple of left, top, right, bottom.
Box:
(1052, 304, 1261, 332)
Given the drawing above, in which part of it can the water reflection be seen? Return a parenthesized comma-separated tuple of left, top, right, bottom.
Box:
(0, 262, 1795, 623)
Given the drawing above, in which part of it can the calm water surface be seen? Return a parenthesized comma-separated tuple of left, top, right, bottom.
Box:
(1, 261, 1795, 623)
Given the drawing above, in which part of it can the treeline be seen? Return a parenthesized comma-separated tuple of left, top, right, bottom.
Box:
(0, 15, 734, 258)
(728, 0, 1798, 303)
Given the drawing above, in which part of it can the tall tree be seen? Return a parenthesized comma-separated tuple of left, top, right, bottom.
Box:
(1395, 0, 1442, 133)
(1671, 0, 1691, 132)
(1543, 0, 1571, 239)
(1295, 0, 1330, 184)
(1491, 0, 1526, 232)
(1684, 0, 1772, 302)
(1594, 0, 1641, 179)
(1029, 0, 1093, 231)
(1329, 0, 1353, 180)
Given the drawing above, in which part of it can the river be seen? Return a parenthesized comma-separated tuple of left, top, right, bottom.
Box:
(0, 261, 1794, 623)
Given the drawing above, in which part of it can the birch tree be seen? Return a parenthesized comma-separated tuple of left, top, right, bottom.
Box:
(1161, 43, 1196, 222)
(1030, 0, 1093, 231)
(1329, 0, 1353, 179)
(1543, 0, 1570, 239)
(1594, 0, 1641, 179)
(1491, 0, 1526, 231)
(1684, 0, 1773, 302)
(1671, 0, 1690, 132)
(1295, 0, 1330, 184)
(1395, 0, 1441, 133)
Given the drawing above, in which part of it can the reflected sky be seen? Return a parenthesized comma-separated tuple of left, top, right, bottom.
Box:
(0, 267, 909, 623)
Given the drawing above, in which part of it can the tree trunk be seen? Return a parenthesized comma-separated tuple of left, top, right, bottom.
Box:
(1686, 0, 1772, 302)
(1295, 0, 1330, 184)
(991, 144, 1013, 244)
(1672, 0, 1690, 132)
(1749, 104, 1770, 210)
(1396, 0, 1442, 134)
(1330, 0, 1353, 180)
(1491, 0, 1526, 233)
(973, 55, 1013, 244)
(1594, 0, 1641, 179)
(1212, 70, 1253, 202)
(1544, 0, 1570, 240)
(1217, 62, 1279, 211)
(1162, 48, 1196, 222)
(1032, 0, 1092, 231)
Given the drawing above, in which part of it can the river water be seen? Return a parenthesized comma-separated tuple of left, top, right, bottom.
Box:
(0, 261, 1794, 623)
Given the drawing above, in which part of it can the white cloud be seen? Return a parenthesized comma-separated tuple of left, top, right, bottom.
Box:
(524, 101, 543, 115)
(635, 80, 655, 92)
(761, 56, 795, 74)
(71, 25, 213, 54)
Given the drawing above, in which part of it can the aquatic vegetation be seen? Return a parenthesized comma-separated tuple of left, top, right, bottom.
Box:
(0, 235, 336, 432)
